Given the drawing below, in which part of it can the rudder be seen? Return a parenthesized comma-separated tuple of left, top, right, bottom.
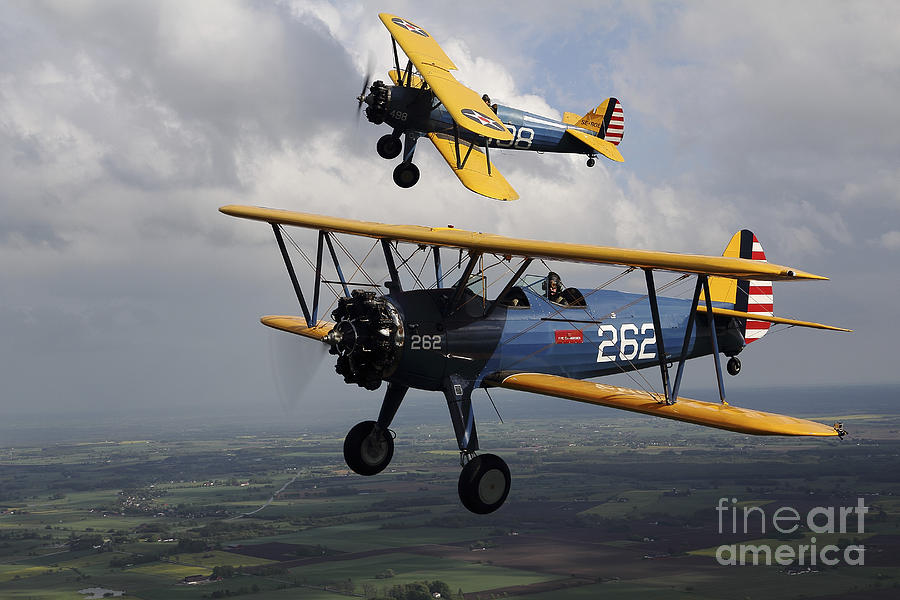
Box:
(705, 230, 773, 344)
(576, 98, 624, 145)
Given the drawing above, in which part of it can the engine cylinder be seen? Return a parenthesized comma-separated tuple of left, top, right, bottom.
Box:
(327, 290, 404, 390)
(364, 81, 390, 125)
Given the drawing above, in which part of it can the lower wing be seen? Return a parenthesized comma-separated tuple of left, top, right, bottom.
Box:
(427, 132, 519, 201)
(261, 315, 334, 341)
(487, 372, 842, 437)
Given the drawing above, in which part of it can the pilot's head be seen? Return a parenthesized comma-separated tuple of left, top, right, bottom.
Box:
(547, 271, 562, 296)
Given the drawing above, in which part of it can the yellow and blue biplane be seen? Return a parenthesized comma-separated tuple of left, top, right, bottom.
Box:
(221, 205, 850, 514)
(357, 14, 625, 201)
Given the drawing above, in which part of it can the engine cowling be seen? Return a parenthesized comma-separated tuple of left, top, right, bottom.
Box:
(325, 290, 404, 391)
(363, 80, 390, 125)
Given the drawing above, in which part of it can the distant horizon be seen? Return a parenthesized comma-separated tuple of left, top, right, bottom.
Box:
(3, 381, 897, 446)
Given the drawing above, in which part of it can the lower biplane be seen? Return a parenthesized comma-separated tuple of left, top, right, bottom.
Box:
(221, 205, 850, 514)
(357, 13, 625, 201)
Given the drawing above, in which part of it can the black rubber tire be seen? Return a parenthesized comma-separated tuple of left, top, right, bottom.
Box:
(727, 356, 742, 376)
(458, 454, 511, 514)
(376, 134, 402, 159)
(392, 162, 420, 188)
(586, 157, 596, 167)
(343, 420, 393, 476)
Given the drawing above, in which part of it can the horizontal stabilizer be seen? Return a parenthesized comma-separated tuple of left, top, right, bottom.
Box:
(261, 316, 334, 341)
(488, 372, 841, 437)
(697, 306, 852, 332)
(562, 111, 580, 125)
(566, 129, 624, 162)
(427, 132, 519, 201)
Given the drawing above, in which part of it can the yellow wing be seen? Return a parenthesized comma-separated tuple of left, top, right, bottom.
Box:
(261, 316, 334, 341)
(220, 205, 827, 282)
(565, 129, 624, 162)
(697, 306, 852, 332)
(379, 13, 512, 142)
(488, 373, 841, 437)
(427, 133, 518, 201)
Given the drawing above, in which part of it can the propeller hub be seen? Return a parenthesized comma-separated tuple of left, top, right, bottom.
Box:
(330, 290, 404, 391)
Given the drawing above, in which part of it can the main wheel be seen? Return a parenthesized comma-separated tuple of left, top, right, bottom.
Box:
(392, 162, 420, 188)
(376, 134, 402, 159)
(458, 454, 511, 515)
(343, 420, 393, 476)
(586, 157, 596, 167)
(727, 356, 742, 376)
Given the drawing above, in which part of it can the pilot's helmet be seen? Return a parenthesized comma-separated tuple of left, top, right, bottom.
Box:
(547, 271, 562, 294)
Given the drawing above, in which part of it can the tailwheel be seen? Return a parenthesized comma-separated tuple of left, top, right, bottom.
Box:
(586, 156, 596, 167)
(376, 134, 402, 159)
(727, 356, 742, 376)
(458, 453, 510, 514)
(392, 162, 420, 188)
(343, 420, 394, 476)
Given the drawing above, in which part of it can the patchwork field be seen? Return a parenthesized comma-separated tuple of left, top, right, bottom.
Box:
(2, 405, 900, 599)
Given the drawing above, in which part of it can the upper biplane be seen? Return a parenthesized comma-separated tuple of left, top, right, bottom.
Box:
(221, 205, 851, 514)
(357, 14, 625, 201)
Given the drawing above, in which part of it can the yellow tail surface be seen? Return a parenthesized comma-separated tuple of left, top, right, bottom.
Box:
(574, 98, 624, 145)
(705, 230, 774, 343)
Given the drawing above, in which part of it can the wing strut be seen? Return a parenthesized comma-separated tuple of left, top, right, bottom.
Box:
(446, 251, 482, 316)
(381, 239, 402, 291)
(324, 232, 350, 298)
(452, 123, 475, 169)
(433, 246, 443, 287)
(702, 276, 728, 404)
(271, 226, 351, 327)
(644, 269, 672, 403)
(666, 274, 728, 406)
(671, 277, 705, 403)
(486, 258, 532, 317)
(272, 224, 312, 327)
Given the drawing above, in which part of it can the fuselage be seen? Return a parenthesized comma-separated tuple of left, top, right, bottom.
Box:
(380, 86, 592, 155)
(380, 278, 743, 393)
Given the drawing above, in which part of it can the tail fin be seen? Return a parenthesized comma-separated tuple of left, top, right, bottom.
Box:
(575, 98, 624, 145)
(705, 230, 774, 344)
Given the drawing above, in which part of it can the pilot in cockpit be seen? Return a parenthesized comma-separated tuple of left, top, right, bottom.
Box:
(546, 271, 568, 306)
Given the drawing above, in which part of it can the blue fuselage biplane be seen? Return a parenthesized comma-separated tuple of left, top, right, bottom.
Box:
(221, 205, 850, 514)
(358, 13, 625, 201)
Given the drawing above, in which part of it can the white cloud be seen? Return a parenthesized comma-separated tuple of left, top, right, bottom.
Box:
(877, 231, 900, 251)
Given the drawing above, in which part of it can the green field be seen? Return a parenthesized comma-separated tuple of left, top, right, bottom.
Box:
(2, 411, 899, 599)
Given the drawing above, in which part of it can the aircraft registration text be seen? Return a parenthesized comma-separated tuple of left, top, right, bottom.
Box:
(596, 323, 656, 362)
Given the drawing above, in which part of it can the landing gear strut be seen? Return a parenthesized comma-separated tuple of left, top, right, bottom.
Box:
(727, 356, 741, 376)
(457, 453, 511, 515)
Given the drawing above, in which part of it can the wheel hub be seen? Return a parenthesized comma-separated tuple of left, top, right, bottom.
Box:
(361, 432, 390, 466)
(478, 468, 507, 504)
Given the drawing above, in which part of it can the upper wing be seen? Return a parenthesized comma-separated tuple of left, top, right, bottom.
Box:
(427, 133, 518, 201)
(565, 129, 624, 163)
(379, 13, 512, 142)
(488, 372, 841, 437)
(220, 205, 827, 282)
(261, 316, 334, 341)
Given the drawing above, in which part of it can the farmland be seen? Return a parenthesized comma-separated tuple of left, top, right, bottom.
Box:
(2, 388, 900, 599)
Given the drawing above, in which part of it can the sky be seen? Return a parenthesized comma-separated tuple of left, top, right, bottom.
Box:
(1, 1, 899, 424)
